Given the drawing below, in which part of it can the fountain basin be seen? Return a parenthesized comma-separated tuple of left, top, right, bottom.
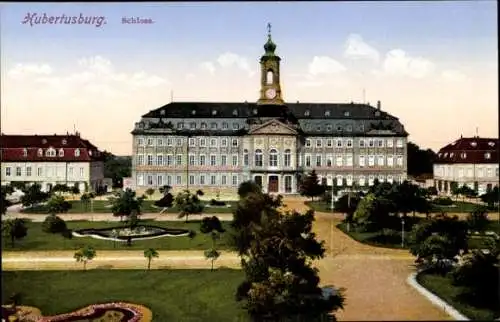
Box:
(73, 225, 191, 241)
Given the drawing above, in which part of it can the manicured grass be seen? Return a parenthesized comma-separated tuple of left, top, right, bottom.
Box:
(417, 272, 499, 320)
(305, 201, 336, 213)
(431, 201, 493, 213)
(2, 270, 248, 322)
(2, 220, 234, 251)
(21, 200, 238, 214)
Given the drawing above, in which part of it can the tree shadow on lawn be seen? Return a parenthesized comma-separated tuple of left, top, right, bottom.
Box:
(3, 240, 48, 251)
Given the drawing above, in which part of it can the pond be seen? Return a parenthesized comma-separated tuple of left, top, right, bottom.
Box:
(72, 225, 191, 241)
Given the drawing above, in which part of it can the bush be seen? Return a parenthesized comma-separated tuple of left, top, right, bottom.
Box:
(42, 214, 67, 234)
(210, 199, 226, 207)
(61, 229, 73, 239)
(433, 197, 453, 206)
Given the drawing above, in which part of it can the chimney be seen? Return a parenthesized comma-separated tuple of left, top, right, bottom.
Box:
(377, 100, 381, 110)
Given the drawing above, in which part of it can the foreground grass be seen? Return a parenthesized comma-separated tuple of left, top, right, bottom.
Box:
(417, 272, 498, 320)
(2, 270, 247, 322)
(2, 220, 233, 251)
(21, 200, 238, 214)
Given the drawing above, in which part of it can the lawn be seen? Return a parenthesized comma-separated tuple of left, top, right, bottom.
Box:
(2, 270, 248, 322)
(417, 272, 499, 320)
(21, 200, 238, 214)
(305, 201, 336, 213)
(2, 220, 234, 251)
(431, 201, 494, 213)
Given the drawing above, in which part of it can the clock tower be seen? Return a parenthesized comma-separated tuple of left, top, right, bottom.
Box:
(257, 23, 285, 105)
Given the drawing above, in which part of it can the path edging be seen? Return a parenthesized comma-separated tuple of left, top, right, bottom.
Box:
(407, 270, 469, 321)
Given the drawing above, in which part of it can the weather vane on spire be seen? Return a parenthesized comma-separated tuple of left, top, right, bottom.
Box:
(267, 22, 272, 37)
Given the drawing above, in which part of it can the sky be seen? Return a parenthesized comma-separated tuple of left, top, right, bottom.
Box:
(1, 1, 498, 156)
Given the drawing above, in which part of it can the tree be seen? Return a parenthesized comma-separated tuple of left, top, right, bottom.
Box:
(1, 185, 13, 215)
(74, 246, 96, 271)
(158, 185, 172, 195)
(2, 218, 28, 247)
(52, 183, 69, 196)
(334, 192, 362, 221)
(42, 214, 67, 234)
(102, 151, 132, 188)
(426, 186, 438, 197)
(238, 181, 262, 198)
(175, 189, 205, 223)
(80, 193, 91, 212)
(154, 192, 174, 208)
(299, 170, 325, 201)
(110, 188, 144, 222)
(407, 142, 437, 177)
(20, 183, 49, 208)
(144, 248, 159, 270)
(46, 194, 72, 214)
(466, 206, 489, 233)
(145, 188, 155, 199)
(70, 184, 80, 200)
(450, 182, 459, 200)
(480, 186, 499, 208)
(200, 216, 225, 271)
(231, 190, 345, 321)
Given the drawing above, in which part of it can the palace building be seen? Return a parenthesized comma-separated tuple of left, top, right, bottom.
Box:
(131, 27, 409, 195)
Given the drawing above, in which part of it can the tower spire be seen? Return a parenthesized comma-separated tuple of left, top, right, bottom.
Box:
(267, 22, 272, 39)
(264, 23, 276, 55)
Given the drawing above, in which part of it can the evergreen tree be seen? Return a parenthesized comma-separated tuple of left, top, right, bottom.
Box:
(299, 170, 325, 201)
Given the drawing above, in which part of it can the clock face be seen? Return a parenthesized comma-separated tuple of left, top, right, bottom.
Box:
(265, 88, 277, 99)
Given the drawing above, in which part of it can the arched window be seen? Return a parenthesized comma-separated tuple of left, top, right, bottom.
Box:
(243, 149, 249, 166)
(58, 148, 64, 157)
(266, 70, 273, 84)
(269, 149, 278, 167)
(255, 149, 263, 167)
(284, 149, 291, 167)
(75, 149, 80, 157)
(37, 148, 43, 157)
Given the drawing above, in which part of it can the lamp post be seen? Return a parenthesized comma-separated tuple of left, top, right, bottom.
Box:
(330, 180, 334, 212)
(401, 214, 405, 248)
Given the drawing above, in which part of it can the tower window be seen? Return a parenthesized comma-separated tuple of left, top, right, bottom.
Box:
(266, 70, 273, 84)
(304, 110, 310, 116)
(325, 111, 331, 117)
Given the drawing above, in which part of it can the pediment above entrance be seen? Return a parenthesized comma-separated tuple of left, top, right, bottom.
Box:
(249, 119, 298, 135)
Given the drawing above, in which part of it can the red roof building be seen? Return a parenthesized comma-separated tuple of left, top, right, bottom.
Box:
(433, 137, 499, 195)
(0, 133, 106, 192)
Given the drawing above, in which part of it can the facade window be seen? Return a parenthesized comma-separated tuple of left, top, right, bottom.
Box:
(387, 139, 394, 148)
(80, 167, 84, 177)
(167, 138, 173, 146)
(368, 155, 375, 166)
(166, 155, 173, 166)
(15, 167, 21, 176)
(325, 111, 330, 116)
(222, 122, 228, 129)
(326, 139, 333, 147)
(326, 155, 333, 167)
(232, 155, 238, 166)
(316, 140, 322, 147)
(176, 176, 182, 185)
(336, 175, 343, 186)
(396, 155, 403, 166)
(346, 155, 353, 166)
(377, 139, 384, 148)
(190, 122, 196, 129)
(157, 155, 163, 166)
(243, 149, 249, 166)
(137, 138, 144, 146)
(359, 139, 365, 148)
(157, 139, 163, 146)
(137, 175, 144, 186)
(166, 175, 172, 185)
(387, 155, 394, 167)
(189, 155, 196, 166)
(176, 154, 183, 166)
(305, 139, 311, 147)
(284, 149, 291, 167)
(137, 155, 144, 165)
(336, 139, 343, 148)
(269, 149, 278, 167)
(176, 138, 183, 146)
(232, 175, 238, 186)
(68, 167, 73, 176)
(210, 175, 217, 185)
(232, 138, 238, 147)
(378, 175, 385, 183)
(233, 123, 240, 130)
(396, 139, 403, 148)
(189, 138, 196, 147)
(221, 155, 227, 166)
(200, 175, 206, 185)
(368, 139, 374, 148)
(368, 175, 375, 186)
(377, 155, 384, 166)
(177, 122, 184, 129)
(38, 148, 43, 156)
(45, 149, 53, 157)
(200, 138, 206, 147)
(210, 122, 217, 129)
(359, 155, 365, 167)
(199, 155, 206, 166)
(201, 122, 207, 129)
(359, 176, 366, 186)
(336, 155, 343, 167)
(285, 176, 293, 193)
(147, 138, 154, 146)
(189, 175, 195, 185)
(23, 148, 28, 157)
(221, 175, 227, 185)
(255, 149, 263, 167)
(221, 138, 228, 147)
(346, 175, 353, 186)
(387, 175, 394, 184)
(346, 125, 352, 132)
(316, 155, 322, 167)
(210, 155, 216, 166)
(26, 166, 32, 176)
(346, 139, 353, 148)
(37, 167, 42, 176)
(305, 155, 311, 167)
(147, 155, 154, 166)
(147, 175, 154, 186)
(210, 138, 217, 147)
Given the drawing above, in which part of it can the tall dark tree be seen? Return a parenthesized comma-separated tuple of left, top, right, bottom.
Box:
(2, 218, 28, 247)
(200, 216, 225, 271)
(20, 183, 49, 208)
(1, 185, 13, 215)
(110, 188, 144, 223)
(299, 170, 325, 201)
(406, 142, 437, 177)
(237, 181, 262, 198)
(480, 186, 499, 208)
(175, 189, 205, 222)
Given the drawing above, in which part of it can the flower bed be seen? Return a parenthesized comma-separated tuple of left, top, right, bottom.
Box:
(72, 225, 191, 241)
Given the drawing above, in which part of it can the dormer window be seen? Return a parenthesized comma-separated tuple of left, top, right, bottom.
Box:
(326, 125, 332, 131)
(89, 150, 93, 156)
(374, 111, 381, 117)
(46, 148, 56, 157)
(316, 125, 321, 131)
(438, 153, 442, 157)
(37, 148, 43, 157)
(75, 149, 80, 157)
(470, 141, 477, 147)
(444, 152, 448, 157)
(337, 125, 343, 132)
(23, 148, 27, 157)
(253, 109, 258, 115)
(201, 122, 207, 129)
(325, 111, 331, 117)
(62, 139, 67, 145)
(485, 152, 491, 159)
(232, 109, 238, 116)
(160, 110, 166, 115)
(451, 141, 457, 145)
(488, 141, 495, 147)
(344, 111, 350, 117)
(212, 110, 217, 116)
(450, 153, 454, 157)
(58, 149, 64, 157)
(346, 125, 353, 132)
(304, 110, 310, 116)
(461, 152, 467, 159)
(42, 139, 47, 144)
(190, 122, 196, 129)
(177, 122, 184, 129)
(191, 110, 196, 115)
(210, 122, 217, 130)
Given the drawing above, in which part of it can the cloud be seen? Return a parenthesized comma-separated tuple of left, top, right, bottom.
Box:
(441, 70, 467, 82)
(308, 56, 347, 76)
(200, 61, 216, 74)
(296, 80, 324, 88)
(344, 34, 380, 63)
(382, 49, 435, 78)
(216, 52, 256, 77)
(7, 63, 53, 79)
(185, 73, 196, 80)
